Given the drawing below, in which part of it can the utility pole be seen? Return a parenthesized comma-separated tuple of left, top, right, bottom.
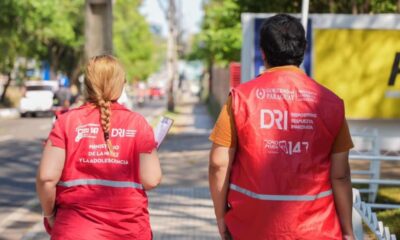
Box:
(85, 0, 113, 59)
(159, 0, 178, 112)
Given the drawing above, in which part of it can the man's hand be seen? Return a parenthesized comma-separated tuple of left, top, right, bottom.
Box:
(331, 151, 354, 237)
(343, 234, 355, 240)
(209, 144, 235, 240)
(217, 218, 227, 239)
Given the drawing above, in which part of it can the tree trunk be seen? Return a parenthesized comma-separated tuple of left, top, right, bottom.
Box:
(397, 0, 400, 13)
(328, 0, 335, 13)
(167, 84, 174, 111)
(207, 57, 213, 101)
(351, 0, 358, 14)
(0, 72, 12, 104)
(49, 44, 64, 81)
(362, 0, 370, 13)
(68, 54, 84, 86)
(166, 0, 178, 112)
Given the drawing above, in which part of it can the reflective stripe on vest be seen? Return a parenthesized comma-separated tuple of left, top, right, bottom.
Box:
(230, 184, 332, 201)
(58, 179, 143, 189)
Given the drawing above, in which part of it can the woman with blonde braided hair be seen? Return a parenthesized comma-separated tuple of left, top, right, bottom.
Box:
(84, 55, 126, 157)
(36, 55, 162, 239)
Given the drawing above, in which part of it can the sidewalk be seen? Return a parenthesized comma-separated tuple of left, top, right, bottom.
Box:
(11, 96, 400, 239)
(149, 95, 217, 239)
(19, 95, 218, 240)
(0, 108, 18, 119)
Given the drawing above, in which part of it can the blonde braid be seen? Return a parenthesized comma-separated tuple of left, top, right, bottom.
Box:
(84, 55, 126, 158)
(98, 99, 115, 157)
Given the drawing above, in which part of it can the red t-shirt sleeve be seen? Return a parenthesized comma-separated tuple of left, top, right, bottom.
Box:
(48, 118, 66, 149)
(136, 117, 156, 154)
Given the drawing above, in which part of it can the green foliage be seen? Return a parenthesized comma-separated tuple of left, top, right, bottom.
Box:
(114, 0, 161, 82)
(377, 208, 400, 236)
(377, 187, 400, 235)
(236, 0, 399, 15)
(0, 0, 161, 84)
(0, 0, 84, 81)
(367, 187, 400, 236)
(0, 0, 25, 72)
(35, 0, 84, 79)
(189, 0, 241, 67)
(377, 187, 400, 203)
(190, 0, 399, 67)
(369, 0, 399, 13)
(237, 0, 301, 13)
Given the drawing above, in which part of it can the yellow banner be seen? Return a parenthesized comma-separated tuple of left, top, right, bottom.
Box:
(314, 29, 400, 119)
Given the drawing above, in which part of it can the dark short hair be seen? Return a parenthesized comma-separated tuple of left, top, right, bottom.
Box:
(259, 14, 306, 67)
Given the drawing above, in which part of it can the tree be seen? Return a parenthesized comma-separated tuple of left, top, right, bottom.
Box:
(114, 0, 160, 82)
(237, 0, 301, 13)
(188, 0, 400, 104)
(190, 0, 400, 69)
(31, 0, 84, 83)
(157, 0, 179, 112)
(0, 0, 30, 103)
(187, 0, 241, 99)
(192, 0, 241, 67)
(10, 0, 84, 82)
(0, 0, 84, 104)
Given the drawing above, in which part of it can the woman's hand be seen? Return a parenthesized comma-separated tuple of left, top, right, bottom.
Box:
(46, 215, 55, 228)
(217, 218, 232, 240)
(36, 140, 65, 228)
(44, 208, 56, 228)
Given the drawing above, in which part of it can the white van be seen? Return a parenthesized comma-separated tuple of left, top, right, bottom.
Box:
(19, 81, 58, 117)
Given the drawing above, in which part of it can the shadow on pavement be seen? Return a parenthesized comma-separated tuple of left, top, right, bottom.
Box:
(0, 139, 42, 207)
(149, 187, 218, 240)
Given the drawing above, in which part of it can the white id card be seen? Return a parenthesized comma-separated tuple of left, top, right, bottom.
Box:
(154, 116, 174, 148)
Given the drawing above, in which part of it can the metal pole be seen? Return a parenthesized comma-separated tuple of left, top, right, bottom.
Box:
(300, 0, 310, 71)
(301, 0, 310, 35)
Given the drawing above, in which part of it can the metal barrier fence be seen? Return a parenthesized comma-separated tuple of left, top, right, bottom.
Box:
(352, 189, 397, 240)
(350, 130, 400, 209)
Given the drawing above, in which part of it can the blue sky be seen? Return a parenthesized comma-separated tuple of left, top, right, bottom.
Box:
(140, 0, 204, 37)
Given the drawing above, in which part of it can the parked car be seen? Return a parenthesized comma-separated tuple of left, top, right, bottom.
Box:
(149, 87, 165, 100)
(19, 81, 56, 117)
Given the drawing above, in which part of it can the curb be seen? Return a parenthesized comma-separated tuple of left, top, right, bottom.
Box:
(0, 108, 19, 119)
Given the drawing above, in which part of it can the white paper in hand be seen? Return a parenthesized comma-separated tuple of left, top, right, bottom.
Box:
(154, 116, 174, 148)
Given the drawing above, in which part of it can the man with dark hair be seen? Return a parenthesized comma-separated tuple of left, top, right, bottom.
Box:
(209, 14, 355, 239)
(260, 14, 306, 67)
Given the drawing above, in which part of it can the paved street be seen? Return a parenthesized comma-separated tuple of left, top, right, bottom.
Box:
(0, 117, 52, 240)
(1, 96, 400, 239)
(0, 96, 219, 240)
(0, 99, 167, 239)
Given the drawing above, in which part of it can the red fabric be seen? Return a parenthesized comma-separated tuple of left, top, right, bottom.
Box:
(46, 102, 156, 240)
(48, 118, 66, 149)
(226, 68, 344, 239)
(229, 62, 241, 89)
(43, 218, 52, 235)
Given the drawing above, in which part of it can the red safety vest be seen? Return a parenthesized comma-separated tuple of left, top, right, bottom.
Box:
(46, 102, 156, 240)
(226, 66, 344, 239)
